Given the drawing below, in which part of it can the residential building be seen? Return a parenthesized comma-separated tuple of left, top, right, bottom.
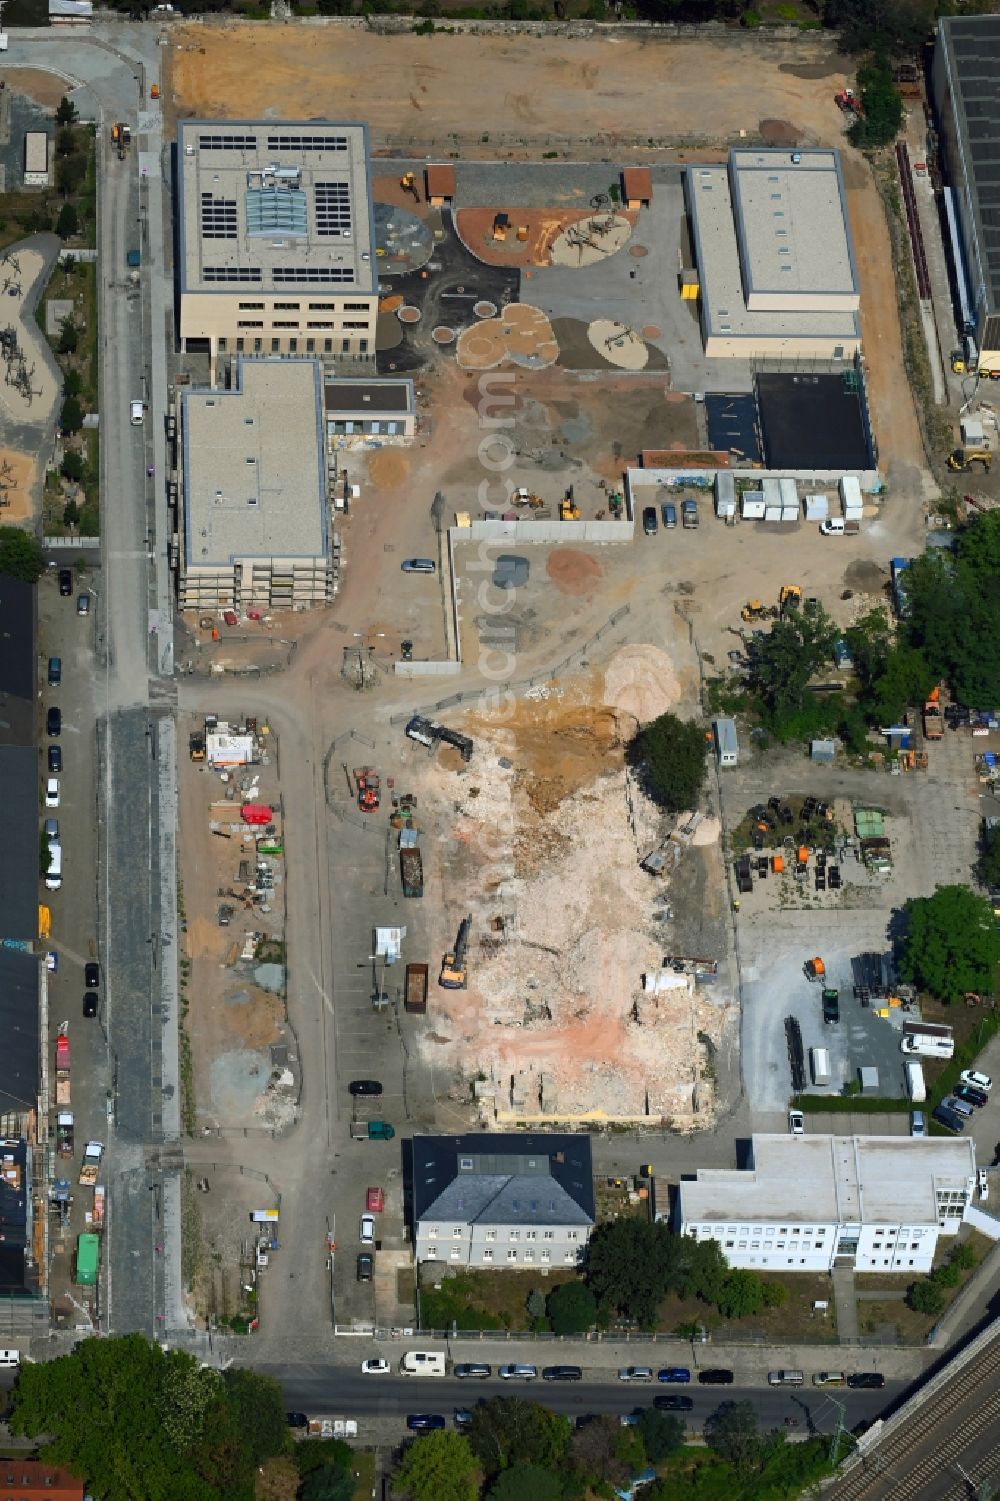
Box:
(685, 148, 861, 359)
(676, 1134, 977, 1274)
(411, 1132, 595, 1268)
(0, 1459, 84, 1499)
(177, 357, 333, 612)
(176, 119, 377, 369)
(934, 17, 1000, 369)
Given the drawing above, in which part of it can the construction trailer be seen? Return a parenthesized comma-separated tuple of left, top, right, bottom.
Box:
(713, 718, 738, 769)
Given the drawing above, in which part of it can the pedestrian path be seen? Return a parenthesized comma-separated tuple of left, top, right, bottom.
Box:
(832, 1267, 860, 1344)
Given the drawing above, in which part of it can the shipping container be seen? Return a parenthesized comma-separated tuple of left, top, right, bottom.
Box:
(75, 1233, 100, 1286)
(741, 491, 766, 520)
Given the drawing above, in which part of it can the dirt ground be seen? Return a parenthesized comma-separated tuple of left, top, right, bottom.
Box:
(0, 449, 36, 523)
(0, 68, 67, 109)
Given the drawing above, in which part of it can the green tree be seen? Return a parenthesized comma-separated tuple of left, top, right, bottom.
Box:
(56, 152, 87, 198)
(931, 1261, 960, 1288)
(466, 1398, 571, 1482)
(826, 0, 932, 57)
(0, 527, 44, 582)
(670, 1235, 727, 1307)
(980, 825, 1000, 889)
(60, 394, 83, 433)
(55, 95, 79, 125)
(908, 1278, 944, 1315)
(297, 1438, 353, 1478)
(392, 1429, 479, 1501)
(626, 711, 707, 814)
(61, 450, 85, 483)
(746, 605, 839, 738)
(637, 1408, 685, 1463)
(904, 515, 1000, 706)
(761, 1279, 788, 1309)
(546, 1280, 597, 1335)
(585, 1218, 677, 1326)
(899, 884, 1000, 1002)
(221, 1368, 288, 1467)
(300, 1464, 356, 1501)
(57, 316, 79, 355)
(569, 1414, 629, 1489)
(848, 56, 904, 148)
(64, 367, 83, 396)
(63, 499, 81, 529)
(716, 1269, 766, 1320)
(487, 1463, 565, 1501)
(703, 1400, 771, 1479)
(56, 201, 80, 241)
(56, 125, 77, 157)
(949, 1241, 977, 1272)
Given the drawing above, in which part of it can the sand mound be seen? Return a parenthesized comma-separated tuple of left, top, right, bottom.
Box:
(603, 644, 681, 725)
(545, 549, 604, 595)
(690, 815, 721, 847)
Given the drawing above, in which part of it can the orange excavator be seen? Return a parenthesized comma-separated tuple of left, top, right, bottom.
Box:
(804, 956, 826, 983)
(355, 768, 381, 813)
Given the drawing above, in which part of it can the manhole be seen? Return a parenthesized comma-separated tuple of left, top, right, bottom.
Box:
(641, 324, 661, 340)
(398, 305, 421, 324)
(474, 300, 497, 319)
(432, 326, 456, 345)
(629, 244, 649, 258)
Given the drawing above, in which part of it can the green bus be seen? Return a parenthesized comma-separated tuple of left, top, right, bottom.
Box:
(75, 1233, 100, 1286)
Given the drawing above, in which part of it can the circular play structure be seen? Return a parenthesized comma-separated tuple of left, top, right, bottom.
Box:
(549, 212, 632, 269)
(587, 318, 650, 371)
(432, 326, 456, 345)
(455, 302, 559, 371)
(373, 202, 434, 275)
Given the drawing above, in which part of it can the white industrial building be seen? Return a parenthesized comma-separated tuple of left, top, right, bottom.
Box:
(676, 1134, 977, 1274)
(177, 357, 333, 612)
(176, 119, 377, 369)
(685, 148, 861, 360)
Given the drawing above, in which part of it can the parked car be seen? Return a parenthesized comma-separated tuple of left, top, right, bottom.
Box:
(401, 559, 436, 574)
(47, 657, 61, 686)
(953, 1082, 988, 1109)
(933, 1104, 965, 1134)
(46, 708, 61, 737)
(499, 1364, 537, 1381)
(698, 1369, 734, 1385)
(847, 1372, 885, 1390)
(960, 1069, 992, 1093)
(542, 1366, 582, 1382)
(285, 1412, 308, 1429)
(77, 592, 90, 616)
(619, 1412, 642, 1427)
(657, 1368, 691, 1384)
(361, 1358, 390, 1375)
(618, 1367, 654, 1383)
(942, 1095, 974, 1120)
(45, 778, 60, 808)
(788, 1109, 805, 1136)
(661, 502, 677, 529)
(454, 1363, 491, 1379)
(356, 1253, 373, 1282)
(83, 992, 98, 1019)
(642, 506, 658, 536)
(406, 1414, 446, 1431)
(85, 962, 100, 990)
(654, 1394, 693, 1412)
(454, 1409, 474, 1429)
(46, 952, 58, 973)
(58, 569, 73, 597)
(812, 1371, 846, 1387)
(349, 1079, 383, 1096)
(910, 1110, 925, 1138)
(48, 745, 62, 774)
(359, 1214, 375, 1246)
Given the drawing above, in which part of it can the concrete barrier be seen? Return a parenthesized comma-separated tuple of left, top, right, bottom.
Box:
(465, 519, 634, 544)
(393, 660, 462, 677)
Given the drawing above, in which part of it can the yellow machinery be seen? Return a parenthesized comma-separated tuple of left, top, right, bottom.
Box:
(440, 916, 471, 990)
(948, 447, 992, 473)
(741, 600, 767, 621)
(400, 172, 419, 203)
(560, 497, 581, 521)
(778, 585, 802, 617)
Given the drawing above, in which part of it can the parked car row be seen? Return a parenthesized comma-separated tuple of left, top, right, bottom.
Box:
(934, 1070, 992, 1133)
(642, 499, 700, 536)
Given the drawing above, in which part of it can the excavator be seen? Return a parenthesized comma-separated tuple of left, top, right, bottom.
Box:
(440, 915, 471, 989)
(559, 486, 581, 521)
(740, 600, 778, 622)
(947, 447, 992, 473)
(778, 585, 802, 618)
(400, 171, 420, 204)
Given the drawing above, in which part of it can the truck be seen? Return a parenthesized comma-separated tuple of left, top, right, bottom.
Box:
(350, 1120, 395, 1141)
(440, 916, 471, 989)
(56, 1110, 74, 1158)
(126, 247, 141, 269)
(79, 1141, 104, 1187)
(56, 1033, 71, 1106)
(809, 1046, 832, 1086)
(901, 1024, 954, 1060)
(904, 1060, 927, 1102)
(681, 498, 699, 529)
(75, 1232, 100, 1287)
(400, 846, 423, 898)
(405, 962, 429, 1014)
(922, 691, 944, 740)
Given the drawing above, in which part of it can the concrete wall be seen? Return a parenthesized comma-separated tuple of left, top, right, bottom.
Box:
(465, 518, 634, 544)
(394, 660, 461, 677)
(705, 333, 861, 361)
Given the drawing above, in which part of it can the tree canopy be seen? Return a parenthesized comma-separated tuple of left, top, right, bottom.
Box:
(486, 1463, 565, 1501)
(546, 1279, 596, 1335)
(465, 1398, 571, 1482)
(898, 884, 1000, 1002)
(906, 515, 1000, 707)
(584, 1218, 730, 1326)
(980, 824, 1000, 890)
(745, 605, 839, 737)
(0, 527, 44, 583)
(392, 1430, 480, 1501)
(626, 711, 707, 814)
(848, 56, 904, 148)
(9, 1336, 288, 1501)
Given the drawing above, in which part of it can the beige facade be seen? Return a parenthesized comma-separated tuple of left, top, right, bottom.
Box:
(178, 358, 332, 612)
(177, 120, 377, 366)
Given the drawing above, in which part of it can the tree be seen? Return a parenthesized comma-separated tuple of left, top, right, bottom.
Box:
(932, 1261, 960, 1289)
(626, 711, 707, 814)
(297, 1439, 353, 1478)
(221, 1368, 288, 1467)
(949, 1241, 977, 1272)
(703, 1400, 770, 1479)
(0, 527, 44, 582)
(63, 499, 81, 529)
(546, 1280, 597, 1335)
(637, 1408, 685, 1463)
(55, 95, 79, 125)
(899, 884, 1000, 1002)
(392, 1430, 480, 1501)
(60, 394, 83, 433)
(57, 316, 79, 355)
(569, 1414, 630, 1489)
(904, 515, 1000, 707)
(466, 1398, 571, 1482)
(825, 0, 933, 57)
(848, 57, 904, 148)
(584, 1218, 677, 1326)
(980, 824, 1000, 889)
(761, 1279, 788, 1309)
(61, 451, 85, 483)
(745, 605, 839, 738)
(300, 1465, 355, 1501)
(908, 1278, 944, 1315)
(56, 201, 80, 241)
(56, 152, 87, 198)
(64, 367, 82, 396)
(716, 1269, 766, 1320)
(487, 1464, 565, 1501)
(56, 125, 77, 157)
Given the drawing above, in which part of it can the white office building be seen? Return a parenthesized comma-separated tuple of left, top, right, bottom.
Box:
(676, 1134, 977, 1274)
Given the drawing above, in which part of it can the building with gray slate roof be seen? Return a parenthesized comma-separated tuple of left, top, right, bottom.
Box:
(411, 1133, 594, 1268)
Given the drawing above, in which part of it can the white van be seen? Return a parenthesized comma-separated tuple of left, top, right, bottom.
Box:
(904, 1060, 926, 1102)
(45, 842, 62, 891)
(0, 1350, 20, 1368)
(809, 1046, 832, 1086)
(130, 400, 144, 425)
(399, 1351, 446, 1377)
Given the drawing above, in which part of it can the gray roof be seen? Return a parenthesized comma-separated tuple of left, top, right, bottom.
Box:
(0, 574, 36, 749)
(182, 358, 328, 570)
(176, 118, 375, 297)
(412, 1132, 595, 1229)
(0, 747, 42, 943)
(0, 948, 39, 1115)
(730, 148, 858, 302)
(324, 378, 413, 416)
(937, 17, 1000, 313)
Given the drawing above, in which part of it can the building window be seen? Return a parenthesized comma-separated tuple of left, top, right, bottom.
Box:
(540, 1250, 550, 1262)
(452, 1227, 463, 1239)
(428, 1228, 439, 1238)
(344, 302, 370, 311)
(272, 322, 299, 330)
(306, 339, 315, 353)
(485, 1230, 496, 1241)
(506, 1249, 517, 1262)
(543, 1231, 554, 1240)
(567, 1232, 577, 1242)
(509, 1231, 519, 1241)
(342, 338, 350, 353)
(236, 339, 245, 353)
(271, 338, 280, 352)
(523, 1250, 534, 1261)
(725, 1241, 735, 1248)
(360, 338, 369, 354)
(324, 339, 333, 353)
(253, 338, 262, 352)
(308, 321, 334, 330)
(274, 302, 301, 310)
(290, 339, 298, 353)
(525, 1231, 536, 1241)
(450, 1246, 462, 1260)
(237, 320, 264, 329)
(343, 320, 368, 329)
(482, 1248, 493, 1261)
(218, 338, 227, 353)
(238, 302, 265, 310)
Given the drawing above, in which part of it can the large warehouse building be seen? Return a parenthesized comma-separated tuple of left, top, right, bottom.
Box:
(177, 358, 333, 612)
(934, 17, 1000, 370)
(176, 120, 377, 369)
(685, 148, 861, 360)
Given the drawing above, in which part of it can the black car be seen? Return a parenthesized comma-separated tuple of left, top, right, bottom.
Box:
(932, 1104, 965, 1134)
(407, 1414, 446, 1432)
(698, 1369, 734, 1385)
(285, 1412, 308, 1429)
(454, 1409, 474, 1429)
(642, 506, 658, 536)
(454, 1364, 491, 1379)
(85, 962, 100, 990)
(83, 992, 98, 1019)
(48, 744, 62, 773)
(58, 569, 73, 597)
(542, 1366, 582, 1382)
(654, 1394, 694, 1412)
(348, 1079, 383, 1097)
(953, 1082, 988, 1109)
(822, 989, 840, 1025)
(356, 1253, 373, 1283)
(46, 707, 61, 737)
(847, 1372, 885, 1390)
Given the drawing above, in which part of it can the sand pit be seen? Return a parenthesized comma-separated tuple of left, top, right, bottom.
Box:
(549, 214, 632, 268)
(545, 549, 604, 596)
(456, 303, 558, 371)
(0, 451, 37, 524)
(588, 319, 650, 371)
(602, 644, 682, 726)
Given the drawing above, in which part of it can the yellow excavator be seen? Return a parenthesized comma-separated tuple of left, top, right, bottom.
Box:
(947, 447, 992, 473)
(778, 585, 802, 618)
(400, 171, 420, 204)
(440, 916, 471, 990)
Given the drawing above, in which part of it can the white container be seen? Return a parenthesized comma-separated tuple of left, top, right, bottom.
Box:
(960, 416, 985, 447)
(840, 475, 862, 513)
(715, 472, 736, 515)
(804, 493, 829, 520)
(779, 477, 798, 509)
(762, 477, 782, 507)
(780, 504, 798, 522)
(764, 505, 782, 522)
(741, 491, 765, 520)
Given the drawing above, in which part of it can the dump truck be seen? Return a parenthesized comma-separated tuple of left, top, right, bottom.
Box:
(350, 1120, 395, 1141)
(922, 690, 944, 740)
(400, 846, 423, 898)
(57, 1110, 74, 1158)
(55, 1033, 71, 1106)
(405, 962, 429, 1014)
(440, 916, 471, 989)
(79, 1140, 104, 1187)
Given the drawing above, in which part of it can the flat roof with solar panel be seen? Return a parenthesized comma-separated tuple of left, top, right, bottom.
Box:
(177, 119, 375, 296)
(935, 17, 1000, 321)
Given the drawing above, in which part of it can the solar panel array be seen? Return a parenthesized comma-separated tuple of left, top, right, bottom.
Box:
(949, 23, 1000, 306)
(272, 267, 355, 283)
(200, 193, 238, 240)
(266, 133, 348, 152)
(314, 182, 352, 236)
(198, 133, 258, 151)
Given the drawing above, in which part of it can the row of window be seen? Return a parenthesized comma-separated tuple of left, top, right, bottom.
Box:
(237, 320, 370, 331)
(423, 1227, 573, 1241)
(218, 336, 369, 355)
(237, 301, 371, 312)
(425, 1246, 576, 1264)
(698, 1223, 930, 1240)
